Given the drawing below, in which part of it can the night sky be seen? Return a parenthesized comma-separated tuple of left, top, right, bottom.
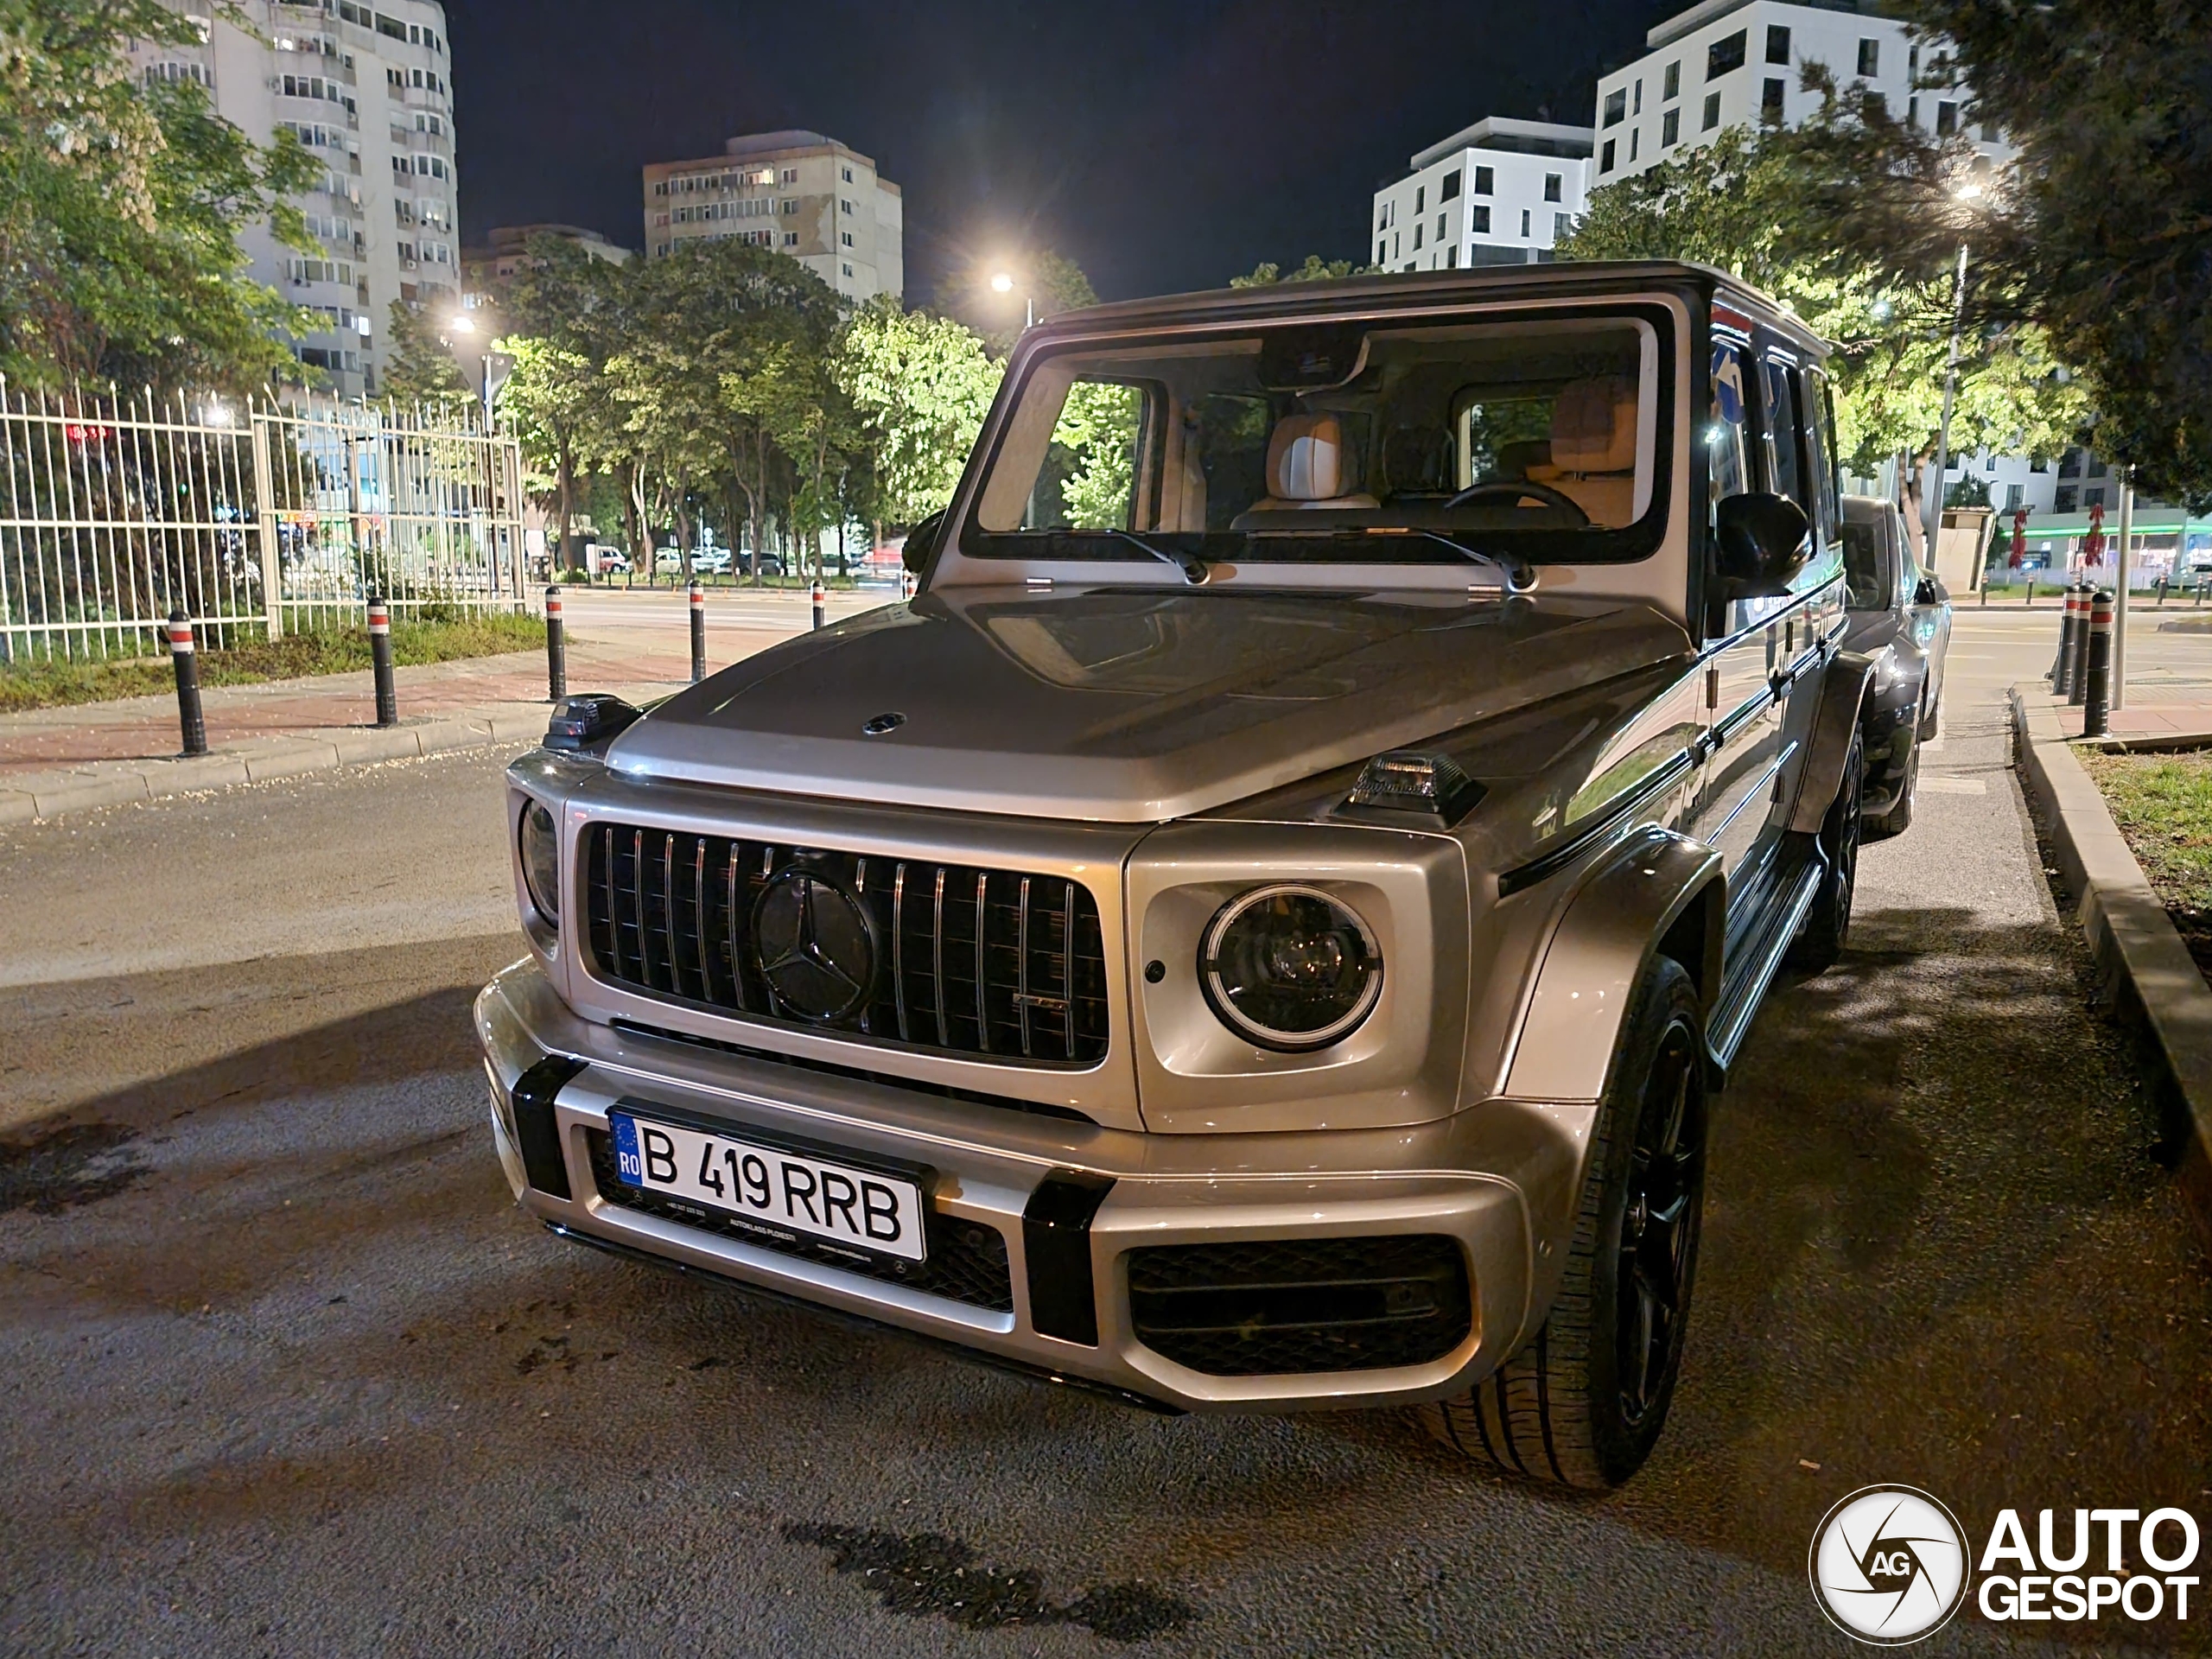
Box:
(448, 0, 1658, 308)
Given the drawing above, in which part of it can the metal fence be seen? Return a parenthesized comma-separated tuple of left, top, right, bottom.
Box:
(0, 377, 529, 663)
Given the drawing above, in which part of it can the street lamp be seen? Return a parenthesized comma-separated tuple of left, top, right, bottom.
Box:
(990, 270, 1033, 331)
(446, 311, 503, 432)
(1925, 175, 1990, 572)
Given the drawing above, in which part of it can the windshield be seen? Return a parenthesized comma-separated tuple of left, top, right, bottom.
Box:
(963, 309, 1671, 566)
(1840, 513, 1891, 609)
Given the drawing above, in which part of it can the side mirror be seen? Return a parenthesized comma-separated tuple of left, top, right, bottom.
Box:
(1714, 492, 1811, 599)
(901, 509, 945, 576)
(1913, 574, 1943, 607)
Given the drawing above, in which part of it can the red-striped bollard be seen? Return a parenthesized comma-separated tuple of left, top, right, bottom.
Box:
(167, 610, 207, 757)
(543, 585, 566, 702)
(367, 594, 397, 728)
(2051, 586, 2082, 694)
(688, 579, 706, 682)
(2083, 589, 2114, 736)
(2066, 583, 2094, 707)
(810, 578, 826, 632)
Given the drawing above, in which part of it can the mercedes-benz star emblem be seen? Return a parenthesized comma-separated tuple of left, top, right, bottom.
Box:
(752, 867, 876, 1022)
(861, 711, 906, 735)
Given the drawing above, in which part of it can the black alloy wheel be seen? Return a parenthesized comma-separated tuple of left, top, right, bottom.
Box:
(1420, 955, 1709, 1489)
(1786, 722, 1863, 972)
(1615, 1015, 1705, 1430)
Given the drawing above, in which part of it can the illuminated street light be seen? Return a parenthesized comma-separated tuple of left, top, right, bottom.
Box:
(989, 269, 1033, 330)
(448, 313, 477, 336)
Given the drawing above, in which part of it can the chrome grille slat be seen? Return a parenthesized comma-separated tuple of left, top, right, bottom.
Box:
(584, 823, 1107, 1068)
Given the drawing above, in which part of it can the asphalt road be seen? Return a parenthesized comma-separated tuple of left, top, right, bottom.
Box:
(4, 612, 2212, 1656)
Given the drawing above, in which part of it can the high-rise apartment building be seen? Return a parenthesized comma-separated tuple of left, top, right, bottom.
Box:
(643, 130, 902, 302)
(135, 0, 461, 399)
(1371, 118, 1594, 274)
(1591, 0, 2007, 186)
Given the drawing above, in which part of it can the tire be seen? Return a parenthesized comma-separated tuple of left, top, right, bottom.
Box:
(1419, 956, 1707, 1490)
(1917, 689, 1942, 741)
(1785, 722, 1864, 973)
(1866, 731, 1918, 840)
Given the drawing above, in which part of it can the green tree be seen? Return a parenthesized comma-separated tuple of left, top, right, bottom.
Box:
(834, 298, 1001, 531)
(1230, 255, 1369, 287)
(1560, 123, 2087, 529)
(1791, 4, 2212, 506)
(0, 0, 318, 392)
(379, 299, 471, 408)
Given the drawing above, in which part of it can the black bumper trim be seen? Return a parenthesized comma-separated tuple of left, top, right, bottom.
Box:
(1021, 1169, 1116, 1346)
(512, 1053, 587, 1198)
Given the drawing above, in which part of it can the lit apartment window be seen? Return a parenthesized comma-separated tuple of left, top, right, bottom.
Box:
(1762, 78, 1785, 121)
(1600, 138, 1616, 173)
(1544, 173, 1562, 202)
(1662, 108, 1681, 145)
(1471, 206, 1491, 233)
(1440, 168, 1462, 200)
(1604, 88, 1626, 126)
(1765, 24, 1790, 64)
(1857, 38, 1879, 76)
(1708, 29, 1745, 78)
(1702, 92, 1721, 130)
(1663, 60, 1680, 99)
(1474, 165, 1494, 194)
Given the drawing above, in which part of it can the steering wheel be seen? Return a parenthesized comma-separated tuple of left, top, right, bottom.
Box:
(1442, 479, 1590, 524)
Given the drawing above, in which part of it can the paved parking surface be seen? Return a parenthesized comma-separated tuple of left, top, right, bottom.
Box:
(3, 611, 2212, 1655)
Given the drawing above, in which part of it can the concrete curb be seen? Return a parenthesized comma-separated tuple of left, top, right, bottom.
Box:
(2011, 683, 2212, 1249)
(0, 685, 669, 826)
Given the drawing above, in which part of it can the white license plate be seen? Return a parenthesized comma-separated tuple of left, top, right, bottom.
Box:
(608, 1109, 927, 1262)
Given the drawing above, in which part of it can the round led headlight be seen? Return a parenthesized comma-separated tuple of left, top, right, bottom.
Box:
(519, 798, 560, 924)
(1198, 884, 1383, 1052)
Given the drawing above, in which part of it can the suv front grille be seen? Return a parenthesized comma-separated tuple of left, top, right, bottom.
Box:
(1127, 1235, 1472, 1376)
(585, 1128, 1014, 1312)
(583, 823, 1110, 1067)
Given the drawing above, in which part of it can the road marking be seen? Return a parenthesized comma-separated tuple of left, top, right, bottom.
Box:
(1919, 776, 1989, 796)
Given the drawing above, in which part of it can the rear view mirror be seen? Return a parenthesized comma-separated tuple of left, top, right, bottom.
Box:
(901, 509, 945, 575)
(1714, 492, 1811, 599)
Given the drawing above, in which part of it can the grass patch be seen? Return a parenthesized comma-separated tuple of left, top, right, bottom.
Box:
(0, 609, 545, 715)
(2078, 747, 2212, 981)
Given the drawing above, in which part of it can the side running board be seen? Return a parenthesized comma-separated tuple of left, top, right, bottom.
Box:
(1706, 842, 1824, 1069)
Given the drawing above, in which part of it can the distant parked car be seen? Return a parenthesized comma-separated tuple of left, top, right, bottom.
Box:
(1840, 494, 1953, 836)
(692, 547, 734, 575)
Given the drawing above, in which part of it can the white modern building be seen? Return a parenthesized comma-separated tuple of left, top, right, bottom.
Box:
(1371, 118, 1593, 272)
(643, 130, 903, 302)
(1591, 0, 2006, 186)
(135, 0, 461, 399)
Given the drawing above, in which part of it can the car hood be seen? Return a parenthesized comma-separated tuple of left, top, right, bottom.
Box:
(607, 584, 1693, 822)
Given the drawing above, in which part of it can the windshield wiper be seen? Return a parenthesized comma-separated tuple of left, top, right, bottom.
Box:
(1096, 526, 1211, 586)
(1363, 528, 1535, 594)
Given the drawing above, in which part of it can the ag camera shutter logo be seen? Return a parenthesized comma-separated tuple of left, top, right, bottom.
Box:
(1809, 1485, 1971, 1645)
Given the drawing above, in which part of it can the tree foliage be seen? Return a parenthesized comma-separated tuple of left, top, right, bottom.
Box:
(1560, 122, 2088, 484)
(380, 299, 471, 407)
(836, 298, 1002, 525)
(1230, 255, 1370, 287)
(1799, 1, 2212, 506)
(0, 0, 317, 392)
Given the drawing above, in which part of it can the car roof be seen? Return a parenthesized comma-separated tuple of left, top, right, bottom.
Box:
(1032, 259, 1828, 358)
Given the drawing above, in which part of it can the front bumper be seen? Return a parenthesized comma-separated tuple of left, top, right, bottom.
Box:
(476, 959, 1541, 1413)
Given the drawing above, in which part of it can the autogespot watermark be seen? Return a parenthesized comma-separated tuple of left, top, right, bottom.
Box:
(1808, 1485, 2204, 1645)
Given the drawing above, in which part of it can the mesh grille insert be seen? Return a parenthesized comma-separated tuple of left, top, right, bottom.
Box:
(1127, 1234, 1471, 1376)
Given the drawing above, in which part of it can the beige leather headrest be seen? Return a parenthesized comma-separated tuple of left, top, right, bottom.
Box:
(1549, 377, 1637, 474)
(1266, 413, 1350, 501)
